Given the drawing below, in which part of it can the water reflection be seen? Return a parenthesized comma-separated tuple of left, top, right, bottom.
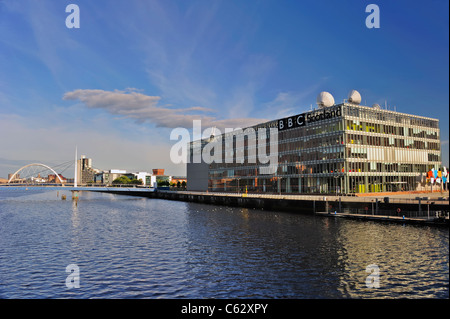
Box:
(0, 189, 447, 299)
(183, 203, 448, 298)
(325, 221, 448, 298)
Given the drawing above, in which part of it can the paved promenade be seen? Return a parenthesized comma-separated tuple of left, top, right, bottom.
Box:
(173, 190, 449, 205)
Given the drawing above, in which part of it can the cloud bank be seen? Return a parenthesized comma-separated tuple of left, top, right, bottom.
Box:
(63, 88, 266, 130)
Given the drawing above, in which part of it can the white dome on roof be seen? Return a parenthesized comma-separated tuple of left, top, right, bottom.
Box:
(348, 90, 361, 104)
(372, 103, 381, 109)
(316, 91, 335, 108)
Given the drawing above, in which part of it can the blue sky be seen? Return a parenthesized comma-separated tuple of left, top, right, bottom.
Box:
(0, 0, 448, 178)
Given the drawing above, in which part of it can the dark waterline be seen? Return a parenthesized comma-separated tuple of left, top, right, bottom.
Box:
(0, 188, 448, 299)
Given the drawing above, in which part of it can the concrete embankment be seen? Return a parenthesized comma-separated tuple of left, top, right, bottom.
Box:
(94, 189, 449, 226)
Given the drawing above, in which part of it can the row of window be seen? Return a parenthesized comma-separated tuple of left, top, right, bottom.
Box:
(344, 105, 439, 129)
(346, 132, 440, 150)
(278, 121, 343, 140)
(278, 134, 344, 153)
(346, 119, 439, 139)
(347, 162, 436, 173)
(208, 174, 422, 194)
(206, 123, 439, 161)
(209, 161, 439, 179)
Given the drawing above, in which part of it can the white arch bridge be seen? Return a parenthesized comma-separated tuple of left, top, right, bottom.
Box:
(3, 160, 155, 194)
(8, 163, 67, 184)
(4, 161, 155, 195)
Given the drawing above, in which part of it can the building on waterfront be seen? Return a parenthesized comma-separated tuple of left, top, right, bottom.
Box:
(132, 172, 156, 187)
(152, 169, 165, 176)
(94, 169, 126, 185)
(171, 176, 187, 185)
(7, 173, 20, 182)
(47, 174, 67, 184)
(187, 90, 443, 194)
(94, 169, 160, 187)
(124, 172, 158, 187)
(76, 155, 96, 185)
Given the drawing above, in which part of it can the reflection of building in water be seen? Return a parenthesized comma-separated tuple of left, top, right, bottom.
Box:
(333, 222, 446, 298)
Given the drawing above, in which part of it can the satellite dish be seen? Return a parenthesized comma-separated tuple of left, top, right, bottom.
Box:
(348, 90, 361, 105)
(316, 91, 335, 108)
(372, 104, 381, 109)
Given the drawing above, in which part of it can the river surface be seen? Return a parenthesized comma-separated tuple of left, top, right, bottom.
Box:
(0, 187, 448, 299)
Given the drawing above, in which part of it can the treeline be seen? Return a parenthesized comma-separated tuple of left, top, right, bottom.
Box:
(112, 176, 142, 185)
(111, 176, 186, 188)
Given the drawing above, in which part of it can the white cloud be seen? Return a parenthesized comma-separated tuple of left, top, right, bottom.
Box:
(63, 88, 266, 130)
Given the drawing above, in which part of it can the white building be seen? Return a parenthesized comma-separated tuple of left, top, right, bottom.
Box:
(133, 172, 157, 187)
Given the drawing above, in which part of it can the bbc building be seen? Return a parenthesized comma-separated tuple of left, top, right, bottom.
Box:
(187, 90, 442, 195)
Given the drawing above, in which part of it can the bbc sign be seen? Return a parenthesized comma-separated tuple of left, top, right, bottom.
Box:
(278, 105, 342, 131)
(278, 114, 306, 131)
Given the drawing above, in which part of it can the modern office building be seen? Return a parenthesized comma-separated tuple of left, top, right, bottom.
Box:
(76, 155, 96, 185)
(187, 90, 442, 194)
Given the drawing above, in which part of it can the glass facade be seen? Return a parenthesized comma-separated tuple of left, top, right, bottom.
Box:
(189, 103, 441, 194)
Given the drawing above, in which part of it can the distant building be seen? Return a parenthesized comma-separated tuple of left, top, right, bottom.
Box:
(171, 176, 187, 184)
(92, 167, 172, 187)
(110, 169, 127, 174)
(95, 169, 126, 185)
(47, 174, 67, 184)
(152, 169, 165, 176)
(8, 173, 20, 181)
(77, 155, 95, 185)
(31, 173, 46, 184)
(132, 172, 157, 187)
(93, 170, 156, 187)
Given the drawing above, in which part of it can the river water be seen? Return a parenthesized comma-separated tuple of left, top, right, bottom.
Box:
(0, 187, 448, 299)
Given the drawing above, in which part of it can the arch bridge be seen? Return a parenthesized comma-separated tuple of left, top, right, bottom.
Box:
(7, 163, 65, 184)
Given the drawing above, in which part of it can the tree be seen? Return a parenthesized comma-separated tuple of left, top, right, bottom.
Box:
(158, 180, 170, 187)
(129, 178, 143, 185)
(112, 176, 131, 185)
(112, 176, 143, 185)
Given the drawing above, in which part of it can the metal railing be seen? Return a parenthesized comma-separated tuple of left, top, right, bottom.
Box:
(334, 207, 449, 220)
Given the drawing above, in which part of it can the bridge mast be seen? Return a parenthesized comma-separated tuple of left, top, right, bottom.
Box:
(74, 146, 78, 188)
